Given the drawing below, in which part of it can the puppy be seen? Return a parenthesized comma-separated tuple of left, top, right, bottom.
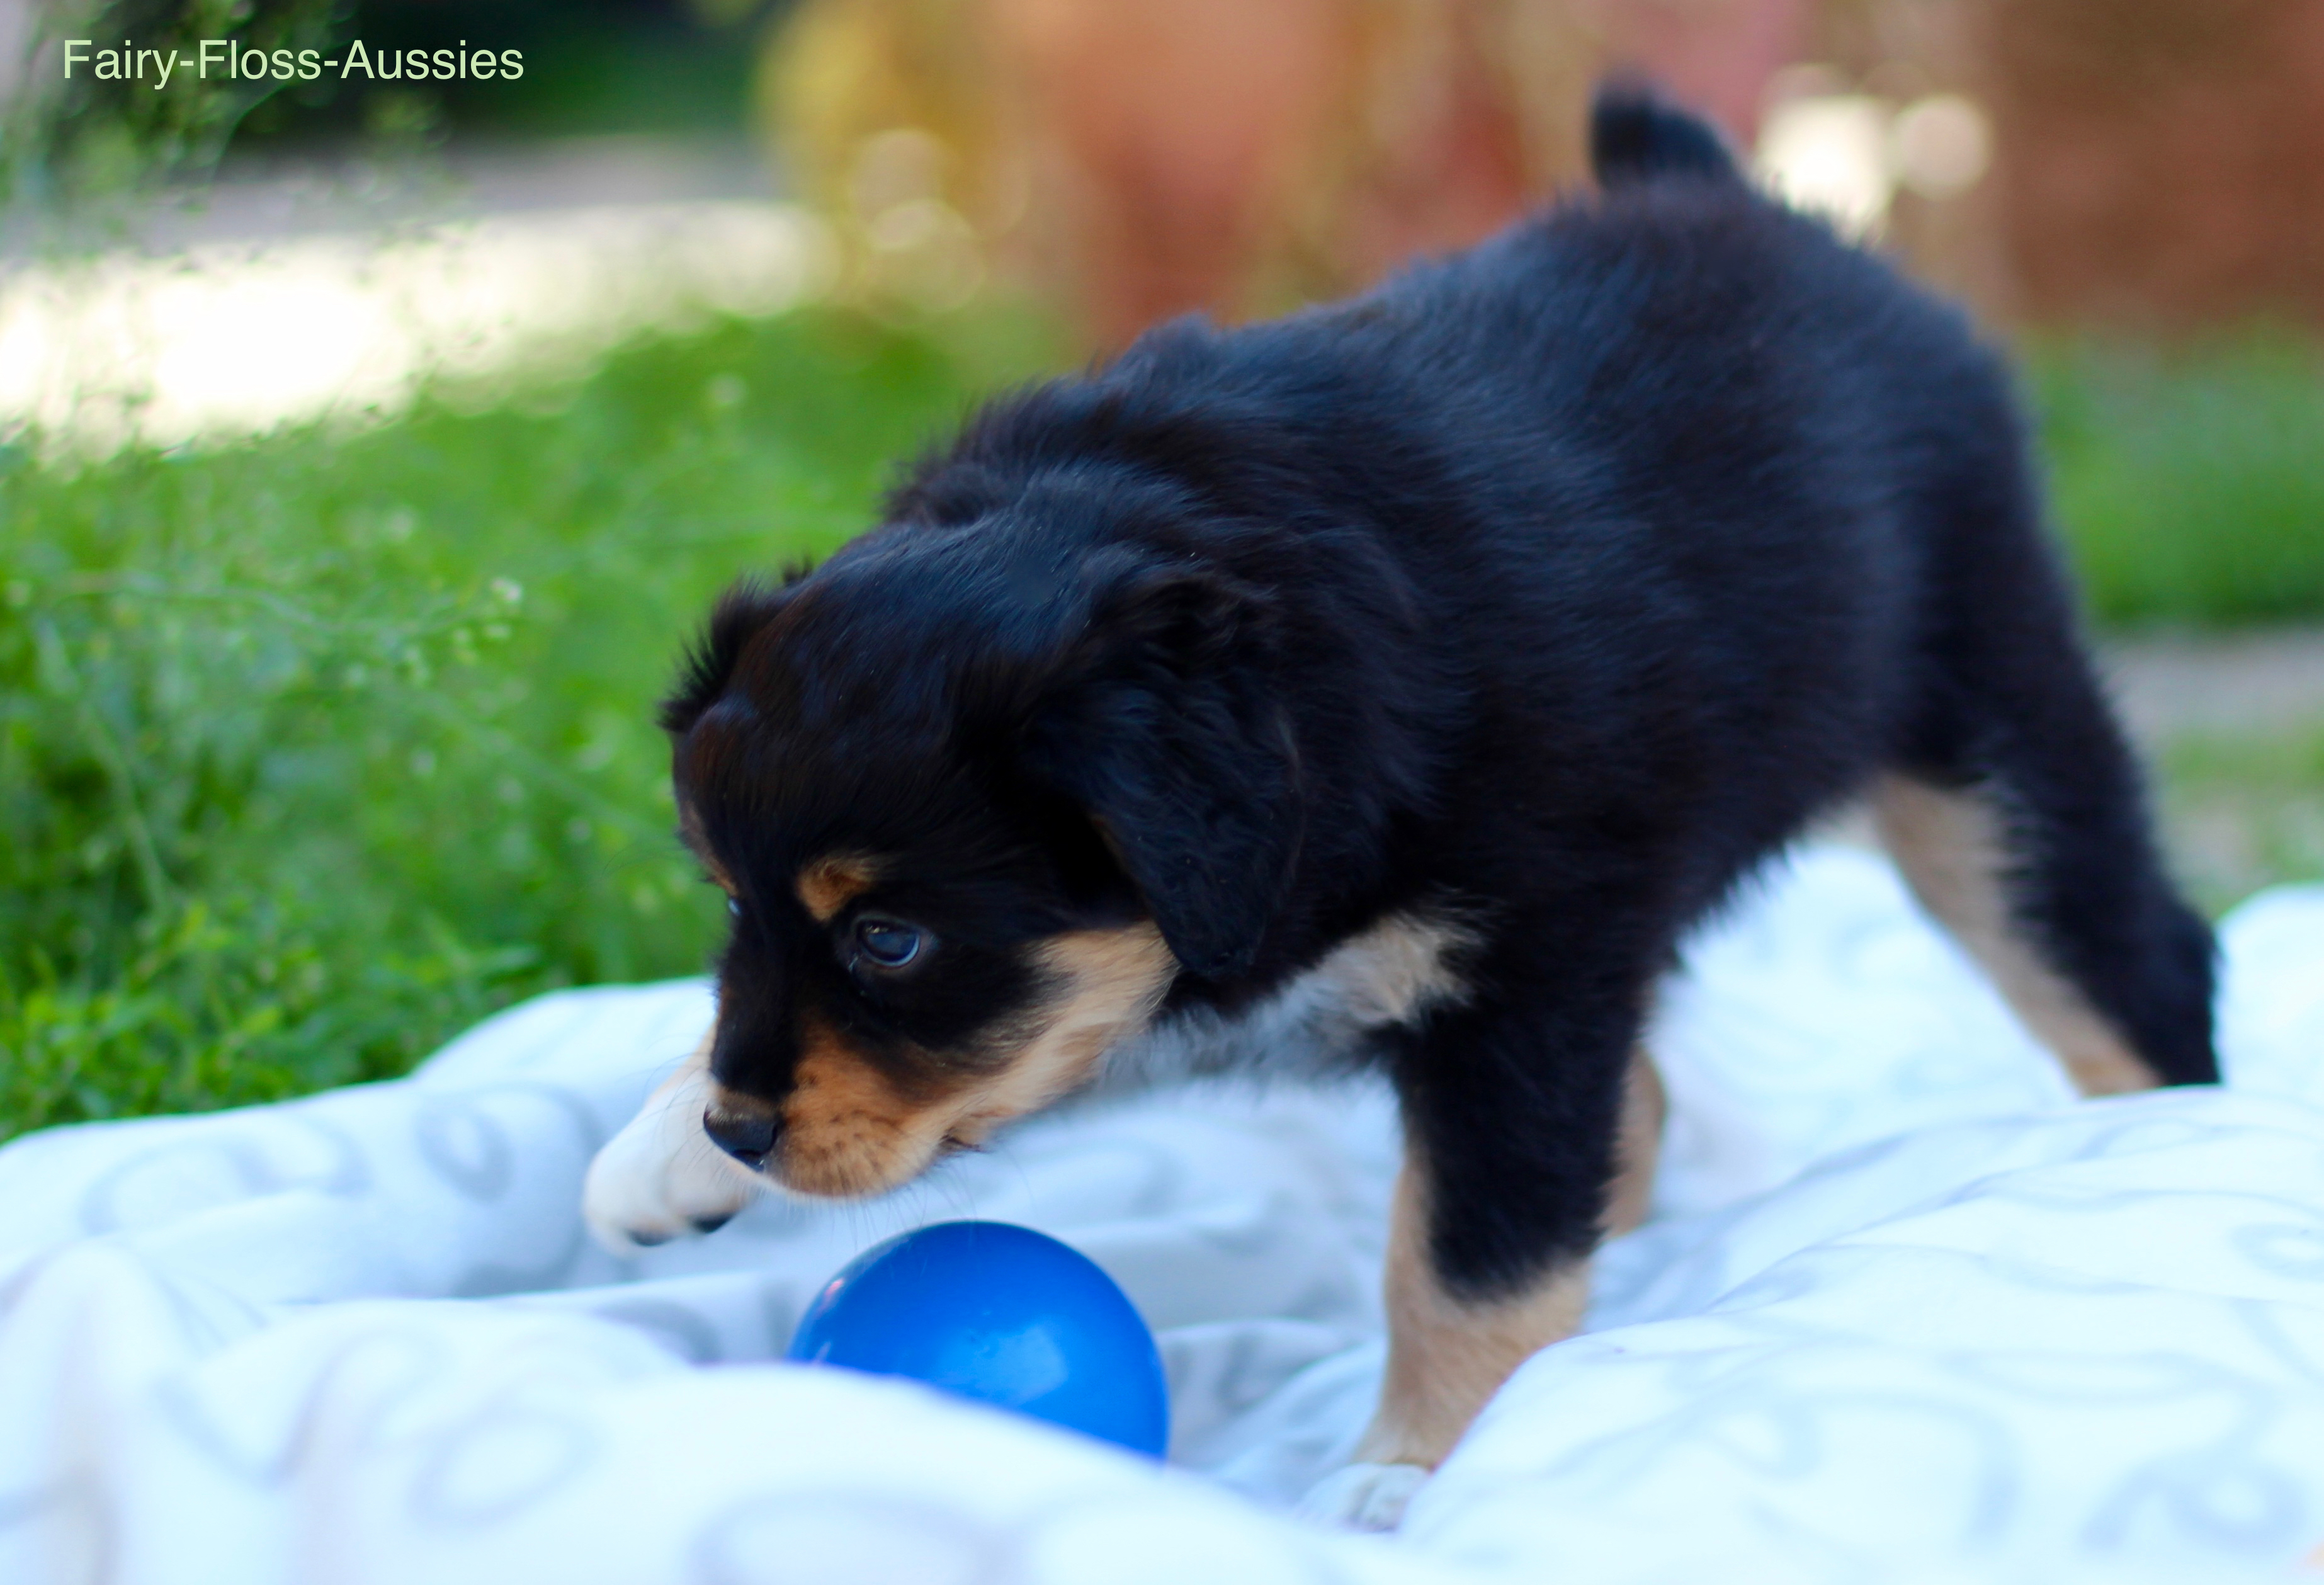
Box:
(584, 86, 2216, 1526)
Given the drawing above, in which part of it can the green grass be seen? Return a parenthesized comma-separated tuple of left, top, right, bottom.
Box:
(2153, 723, 2324, 917)
(2031, 331, 2324, 628)
(0, 306, 1062, 1143)
(3, 312, 2322, 1145)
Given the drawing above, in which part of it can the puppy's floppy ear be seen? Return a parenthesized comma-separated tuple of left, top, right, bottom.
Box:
(1018, 560, 1302, 980)
(659, 570, 807, 734)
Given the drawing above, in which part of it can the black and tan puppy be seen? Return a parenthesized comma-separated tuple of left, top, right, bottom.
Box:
(584, 87, 2216, 1525)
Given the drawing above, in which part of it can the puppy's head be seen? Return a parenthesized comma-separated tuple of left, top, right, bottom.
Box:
(661, 511, 1301, 1199)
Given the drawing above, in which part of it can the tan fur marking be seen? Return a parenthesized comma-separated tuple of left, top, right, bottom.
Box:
(1873, 773, 2160, 1096)
(795, 855, 881, 921)
(678, 803, 737, 895)
(948, 923, 1179, 1141)
(1606, 1047, 1665, 1237)
(1358, 1149, 1592, 1469)
(1312, 911, 1473, 1026)
(761, 922, 1180, 1198)
(776, 1013, 938, 1196)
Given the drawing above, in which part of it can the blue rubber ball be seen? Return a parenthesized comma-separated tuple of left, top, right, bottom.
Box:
(785, 1220, 1171, 1458)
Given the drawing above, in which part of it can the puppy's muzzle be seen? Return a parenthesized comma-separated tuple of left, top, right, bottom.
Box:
(703, 1097, 780, 1169)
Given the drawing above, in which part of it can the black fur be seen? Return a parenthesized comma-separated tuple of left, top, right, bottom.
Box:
(1590, 81, 1739, 186)
(666, 85, 2216, 1302)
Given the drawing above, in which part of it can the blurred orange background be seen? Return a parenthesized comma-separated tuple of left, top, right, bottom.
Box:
(762, 0, 2324, 348)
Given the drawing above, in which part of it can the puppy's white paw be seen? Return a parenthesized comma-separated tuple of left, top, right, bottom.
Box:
(583, 1046, 763, 1254)
(582, 1133, 760, 1254)
(1296, 1462, 1430, 1532)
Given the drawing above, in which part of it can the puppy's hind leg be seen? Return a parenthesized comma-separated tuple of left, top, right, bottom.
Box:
(1878, 448, 2215, 1091)
(1874, 773, 2181, 1094)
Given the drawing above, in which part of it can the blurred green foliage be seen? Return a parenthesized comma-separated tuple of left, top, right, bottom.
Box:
(2153, 722, 2324, 917)
(0, 306, 1060, 1143)
(3, 0, 769, 210)
(2032, 331, 2324, 628)
(3, 0, 339, 204)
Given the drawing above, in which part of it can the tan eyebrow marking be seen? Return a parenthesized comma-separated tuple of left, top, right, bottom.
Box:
(795, 854, 882, 921)
(677, 802, 738, 895)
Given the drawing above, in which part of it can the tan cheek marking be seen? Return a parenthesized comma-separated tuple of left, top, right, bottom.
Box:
(1358, 1149, 1593, 1471)
(771, 924, 1179, 1195)
(795, 855, 881, 921)
(946, 923, 1179, 1140)
(1873, 773, 2160, 1096)
(778, 1015, 949, 1197)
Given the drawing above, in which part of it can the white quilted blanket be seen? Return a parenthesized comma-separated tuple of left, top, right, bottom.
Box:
(6, 845, 2324, 1584)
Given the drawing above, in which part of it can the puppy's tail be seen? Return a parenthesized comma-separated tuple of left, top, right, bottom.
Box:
(1589, 81, 1743, 189)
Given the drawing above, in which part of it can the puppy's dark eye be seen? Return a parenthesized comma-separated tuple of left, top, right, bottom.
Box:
(727, 896, 742, 918)
(853, 917, 925, 969)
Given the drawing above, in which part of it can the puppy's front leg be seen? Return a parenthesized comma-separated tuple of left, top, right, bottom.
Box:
(583, 1026, 765, 1253)
(1339, 1152, 1594, 1514)
(1362, 1047, 1663, 1466)
(1306, 996, 1661, 1531)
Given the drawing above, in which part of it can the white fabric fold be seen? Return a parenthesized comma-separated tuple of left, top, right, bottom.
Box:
(4, 845, 2321, 1583)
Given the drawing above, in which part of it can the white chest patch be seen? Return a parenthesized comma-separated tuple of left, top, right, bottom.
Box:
(1303, 911, 1475, 1028)
(1089, 909, 1475, 1093)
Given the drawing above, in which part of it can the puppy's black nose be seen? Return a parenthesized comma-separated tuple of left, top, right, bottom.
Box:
(703, 1105, 778, 1167)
